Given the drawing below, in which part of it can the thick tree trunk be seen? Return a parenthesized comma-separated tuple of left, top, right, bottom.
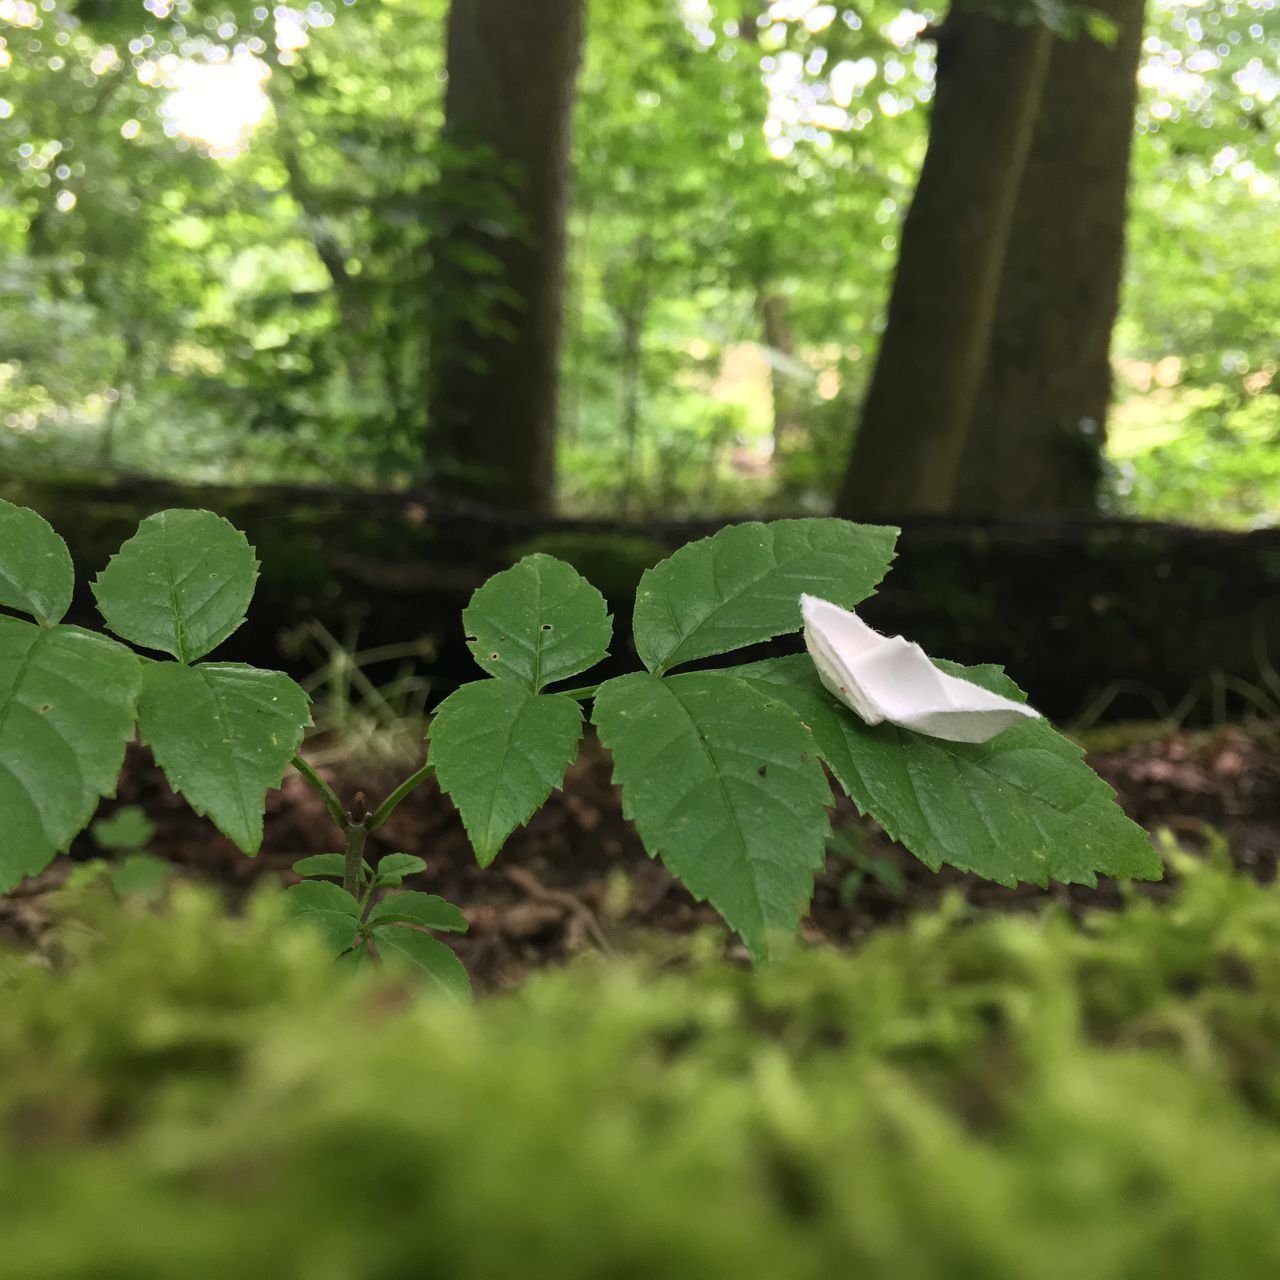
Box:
(833, 2, 1051, 519)
(950, 0, 1146, 516)
(429, 0, 585, 514)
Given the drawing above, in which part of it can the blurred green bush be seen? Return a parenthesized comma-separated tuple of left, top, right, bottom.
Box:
(3, 845, 1280, 1278)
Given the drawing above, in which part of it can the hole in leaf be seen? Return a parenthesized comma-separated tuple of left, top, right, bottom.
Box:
(38, 704, 51, 713)
(758, 765, 767, 777)
(490, 653, 500, 661)
(540, 623, 552, 632)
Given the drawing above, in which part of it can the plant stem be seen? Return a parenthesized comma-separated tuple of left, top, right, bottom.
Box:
(556, 683, 599, 702)
(292, 755, 346, 829)
(369, 760, 435, 832)
(343, 822, 369, 898)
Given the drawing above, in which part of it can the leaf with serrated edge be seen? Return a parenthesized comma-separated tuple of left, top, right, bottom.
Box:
(463, 553, 611, 690)
(368, 891, 468, 932)
(732, 655, 1161, 887)
(376, 927, 472, 1001)
(92, 509, 259, 662)
(139, 662, 309, 854)
(0, 617, 140, 890)
(282, 881, 362, 955)
(633, 519, 897, 676)
(591, 670, 832, 960)
(0, 499, 75, 626)
(431, 680, 582, 866)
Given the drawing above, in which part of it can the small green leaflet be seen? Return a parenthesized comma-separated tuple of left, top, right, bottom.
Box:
(139, 662, 310, 854)
(367, 891, 467, 931)
(0, 499, 75, 626)
(293, 853, 350, 880)
(92, 509, 259, 662)
(372, 853, 428, 886)
(375, 927, 472, 1001)
(732, 655, 1161, 887)
(632, 519, 898, 676)
(0, 618, 141, 890)
(92, 805, 156, 852)
(431, 680, 582, 866)
(591, 670, 832, 960)
(462, 553, 611, 690)
(282, 879, 363, 954)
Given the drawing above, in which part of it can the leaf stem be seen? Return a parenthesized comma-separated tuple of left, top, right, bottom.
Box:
(292, 754, 346, 829)
(556, 683, 600, 702)
(369, 759, 436, 832)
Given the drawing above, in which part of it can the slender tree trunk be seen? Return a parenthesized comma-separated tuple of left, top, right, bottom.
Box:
(758, 290, 804, 454)
(950, 0, 1146, 516)
(429, 0, 585, 514)
(833, 2, 1051, 519)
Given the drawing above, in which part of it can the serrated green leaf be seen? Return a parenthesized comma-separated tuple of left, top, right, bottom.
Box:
(91, 805, 155, 853)
(293, 853, 349, 879)
(733, 655, 1161, 888)
(632, 519, 897, 676)
(281, 880, 363, 955)
(431, 680, 582, 867)
(0, 617, 140, 891)
(372, 852, 427, 886)
(0, 499, 74, 626)
(591, 670, 832, 960)
(368, 891, 467, 932)
(139, 662, 309, 854)
(462, 553, 611, 690)
(92, 509, 259, 662)
(376, 927, 472, 1001)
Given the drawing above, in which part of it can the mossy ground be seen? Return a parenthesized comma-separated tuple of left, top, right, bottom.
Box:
(3, 844, 1279, 1278)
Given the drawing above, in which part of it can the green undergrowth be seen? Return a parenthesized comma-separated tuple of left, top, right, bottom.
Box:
(3, 845, 1280, 1278)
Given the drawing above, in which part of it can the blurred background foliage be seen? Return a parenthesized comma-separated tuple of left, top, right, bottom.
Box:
(0, 0, 1276, 523)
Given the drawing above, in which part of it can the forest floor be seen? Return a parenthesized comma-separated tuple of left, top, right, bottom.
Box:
(5, 722, 1280, 991)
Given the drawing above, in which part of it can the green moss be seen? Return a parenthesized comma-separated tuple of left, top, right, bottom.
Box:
(3, 849, 1280, 1276)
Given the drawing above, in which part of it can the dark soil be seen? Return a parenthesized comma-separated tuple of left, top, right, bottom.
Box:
(6, 723, 1279, 991)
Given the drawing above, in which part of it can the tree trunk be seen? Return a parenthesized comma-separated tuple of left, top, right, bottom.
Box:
(833, 2, 1051, 519)
(428, 0, 585, 514)
(950, 0, 1146, 516)
(759, 290, 804, 455)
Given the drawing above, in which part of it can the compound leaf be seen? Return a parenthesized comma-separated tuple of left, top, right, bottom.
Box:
(92, 509, 259, 662)
(375, 927, 472, 1001)
(0, 499, 74, 626)
(633, 519, 897, 676)
(139, 662, 310, 855)
(431, 679, 582, 867)
(463, 553, 611, 690)
(733, 655, 1161, 888)
(591, 670, 832, 960)
(0, 617, 140, 890)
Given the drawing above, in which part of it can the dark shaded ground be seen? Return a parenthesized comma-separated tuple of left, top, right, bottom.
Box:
(5, 722, 1279, 991)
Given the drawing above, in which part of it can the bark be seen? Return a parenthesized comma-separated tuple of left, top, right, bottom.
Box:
(950, 0, 1146, 516)
(428, 0, 586, 515)
(833, 2, 1051, 519)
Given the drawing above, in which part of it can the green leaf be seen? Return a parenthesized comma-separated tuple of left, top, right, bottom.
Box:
(368, 891, 467, 932)
(733, 656, 1161, 888)
(0, 499, 74, 626)
(91, 805, 156, 853)
(462, 553, 611, 690)
(0, 617, 140, 891)
(376, 927, 472, 1001)
(110, 853, 174, 901)
(293, 853, 349, 880)
(139, 662, 310, 855)
(92, 509, 259, 662)
(372, 852, 428, 886)
(632, 519, 898, 676)
(282, 880, 363, 955)
(431, 680, 582, 867)
(591, 670, 832, 960)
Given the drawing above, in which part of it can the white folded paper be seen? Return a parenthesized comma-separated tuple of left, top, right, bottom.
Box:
(800, 594, 1041, 744)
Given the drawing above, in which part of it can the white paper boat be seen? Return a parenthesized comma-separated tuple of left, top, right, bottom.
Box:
(800, 594, 1041, 744)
